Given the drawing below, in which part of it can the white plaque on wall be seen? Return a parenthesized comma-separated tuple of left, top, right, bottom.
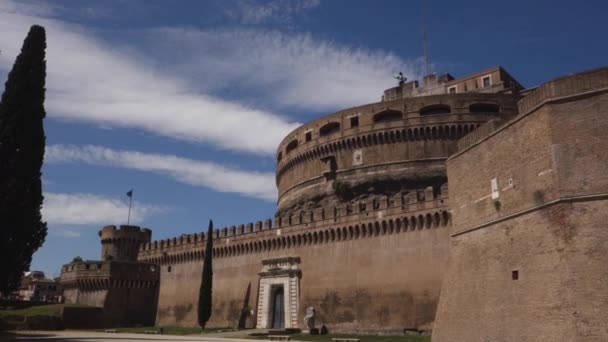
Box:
(353, 149, 363, 166)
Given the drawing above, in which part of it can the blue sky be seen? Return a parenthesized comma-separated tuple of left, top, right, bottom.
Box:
(0, 0, 606, 278)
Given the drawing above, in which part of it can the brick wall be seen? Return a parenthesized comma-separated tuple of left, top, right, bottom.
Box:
(433, 74, 608, 341)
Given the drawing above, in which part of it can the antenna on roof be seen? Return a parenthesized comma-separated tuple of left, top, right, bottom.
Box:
(422, 0, 430, 76)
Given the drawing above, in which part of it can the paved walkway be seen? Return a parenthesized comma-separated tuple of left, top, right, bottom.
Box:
(0, 330, 275, 342)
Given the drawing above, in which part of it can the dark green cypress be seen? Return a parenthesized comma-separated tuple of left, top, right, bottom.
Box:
(0, 25, 48, 294)
(198, 220, 214, 329)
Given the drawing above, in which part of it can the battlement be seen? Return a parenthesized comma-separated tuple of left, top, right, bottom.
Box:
(99, 224, 152, 241)
(138, 184, 449, 261)
(99, 225, 152, 262)
(60, 260, 159, 290)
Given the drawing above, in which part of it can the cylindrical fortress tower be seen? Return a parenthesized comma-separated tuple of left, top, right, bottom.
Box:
(99, 225, 152, 261)
(276, 92, 521, 213)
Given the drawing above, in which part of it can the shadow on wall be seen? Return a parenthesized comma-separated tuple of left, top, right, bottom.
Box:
(309, 289, 438, 330)
(238, 283, 252, 329)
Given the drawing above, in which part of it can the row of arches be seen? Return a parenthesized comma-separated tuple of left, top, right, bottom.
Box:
(141, 211, 450, 266)
(70, 279, 158, 291)
(279, 102, 501, 160)
(278, 123, 481, 177)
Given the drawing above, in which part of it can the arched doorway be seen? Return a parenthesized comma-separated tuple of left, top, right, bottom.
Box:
(271, 286, 285, 328)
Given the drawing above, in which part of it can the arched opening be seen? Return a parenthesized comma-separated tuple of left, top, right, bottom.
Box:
(277, 152, 283, 162)
(442, 211, 450, 226)
(285, 139, 298, 154)
(420, 104, 451, 115)
(469, 103, 500, 113)
(373, 110, 402, 123)
(319, 122, 341, 136)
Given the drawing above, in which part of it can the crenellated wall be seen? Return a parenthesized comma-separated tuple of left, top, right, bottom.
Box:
(99, 225, 152, 262)
(138, 185, 449, 263)
(60, 260, 159, 326)
(138, 186, 451, 331)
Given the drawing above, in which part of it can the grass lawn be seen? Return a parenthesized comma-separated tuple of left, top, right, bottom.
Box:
(253, 333, 431, 342)
(0, 304, 90, 318)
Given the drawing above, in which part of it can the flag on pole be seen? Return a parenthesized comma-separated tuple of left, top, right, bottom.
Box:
(126, 190, 133, 197)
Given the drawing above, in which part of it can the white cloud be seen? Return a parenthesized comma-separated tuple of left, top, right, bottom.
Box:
(226, 0, 320, 26)
(0, 0, 419, 154)
(45, 144, 277, 201)
(42, 192, 167, 227)
(0, 1, 299, 155)
(141, 28, 420, 112)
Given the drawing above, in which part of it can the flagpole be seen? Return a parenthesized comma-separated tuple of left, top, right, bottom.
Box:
(127, 196, 132, 225)
(127, 190, 133, 225)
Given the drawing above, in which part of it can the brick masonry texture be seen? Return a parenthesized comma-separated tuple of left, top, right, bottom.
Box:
(433, 68, 608, 341)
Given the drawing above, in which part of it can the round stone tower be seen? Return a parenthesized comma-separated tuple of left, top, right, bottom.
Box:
(275, 92, 521, 214)
(99, 225, 152, 261)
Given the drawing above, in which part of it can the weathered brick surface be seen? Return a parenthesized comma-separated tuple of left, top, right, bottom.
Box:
(433, 71, 608, 341)
(434, 201, 608, 342)
(155, 225, 449, 331)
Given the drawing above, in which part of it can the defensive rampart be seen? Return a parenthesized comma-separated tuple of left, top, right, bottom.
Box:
(139, 187, 451, 331)
(99, 225, 152, 262)
(60, 255, 159, 326)
(433, 67, 608, 341)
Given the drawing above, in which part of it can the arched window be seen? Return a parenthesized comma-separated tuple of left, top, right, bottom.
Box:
(420, 104, 451, 115)
(285, 139, 298, 154)
(469, 103, 500, 113)
(277, 151, 282, 162)
(373, 110, 402, 123)
(319, 122, 341, 136)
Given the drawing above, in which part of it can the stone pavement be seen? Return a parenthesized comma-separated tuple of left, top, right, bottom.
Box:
(0, 330, 275, 342)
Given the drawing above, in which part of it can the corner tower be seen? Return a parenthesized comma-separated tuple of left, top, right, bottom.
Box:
(99, 225, 152, 261)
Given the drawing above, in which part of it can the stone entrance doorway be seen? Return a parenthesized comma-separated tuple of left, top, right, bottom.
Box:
(271, 286, 285, 328)
(255, 257, 301, 329)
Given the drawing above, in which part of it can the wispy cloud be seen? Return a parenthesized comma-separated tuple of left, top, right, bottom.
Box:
(0, 1, 299, 155)
(43, 192, 167, 237)
(45, 144, 277, 201)
(0, 0, 419, 154)
(225, 0, 320, 26)
(141, 28, 419, 112)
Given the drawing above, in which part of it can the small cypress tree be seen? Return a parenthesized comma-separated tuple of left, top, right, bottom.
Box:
(0, 25, 48, 294)
(198, 220, 214, 329)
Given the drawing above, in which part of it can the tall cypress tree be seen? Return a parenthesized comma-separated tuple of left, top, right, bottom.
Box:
(0, 25, 48, 294)
(198, 220, 214, 329)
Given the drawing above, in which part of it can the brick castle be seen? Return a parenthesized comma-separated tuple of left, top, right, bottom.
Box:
(60, 65, 608, 341)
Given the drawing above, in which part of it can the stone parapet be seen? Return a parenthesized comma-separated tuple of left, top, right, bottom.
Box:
(137, 187, 450, 264)
(60, 260, 159, 290)
(99, 225, 152, 262)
